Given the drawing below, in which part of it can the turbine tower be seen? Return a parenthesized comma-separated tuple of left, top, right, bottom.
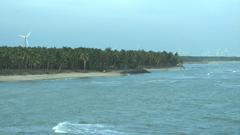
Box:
(19, 32, 31, 47)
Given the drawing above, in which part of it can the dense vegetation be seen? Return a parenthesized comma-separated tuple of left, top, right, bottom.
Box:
(180, 56, 240, 63)
(0, 46, 181, 74)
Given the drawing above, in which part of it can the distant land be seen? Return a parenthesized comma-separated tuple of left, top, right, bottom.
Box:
(1, 46, 240, 77)
(181, 56, 240, 63)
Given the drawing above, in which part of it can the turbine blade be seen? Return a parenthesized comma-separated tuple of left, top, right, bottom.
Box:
(26, 32, 31, 38)
(19, 35, 25, 38)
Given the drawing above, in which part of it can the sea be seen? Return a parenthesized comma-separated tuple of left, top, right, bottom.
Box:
(0, 62, 240, 135)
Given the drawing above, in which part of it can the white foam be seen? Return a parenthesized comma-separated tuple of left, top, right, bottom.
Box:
(224, 70, 239, 73)
(52, 121, 123, 135)
(207, 72, 213, 76)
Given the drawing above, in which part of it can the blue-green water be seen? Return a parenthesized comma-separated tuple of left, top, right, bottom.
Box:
(0, 62, 240, 135)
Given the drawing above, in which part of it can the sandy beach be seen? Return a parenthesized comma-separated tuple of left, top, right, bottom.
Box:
(0, 72, 122, 82)
(0, 67, 184, 82)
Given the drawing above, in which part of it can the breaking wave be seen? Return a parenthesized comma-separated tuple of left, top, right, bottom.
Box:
(52, 122, 124, 135)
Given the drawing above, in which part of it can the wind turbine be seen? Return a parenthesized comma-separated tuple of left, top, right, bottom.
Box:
(19, 32, 31, 47)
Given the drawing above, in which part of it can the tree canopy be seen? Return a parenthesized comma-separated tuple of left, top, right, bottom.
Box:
(0, 46, 181, 74)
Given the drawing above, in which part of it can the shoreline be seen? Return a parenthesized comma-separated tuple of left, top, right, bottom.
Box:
(183, 60, 240, 64)
(146, 67, 182, 72)
(2, 61, 238, 82)
(0, 71, 122, 82)
(0, 66, 179, 82)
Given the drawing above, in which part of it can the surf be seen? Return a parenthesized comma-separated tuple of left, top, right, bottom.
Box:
(52, 121, 123, 135)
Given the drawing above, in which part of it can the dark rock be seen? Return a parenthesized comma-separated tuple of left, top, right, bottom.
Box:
(120, 68, 150, 74)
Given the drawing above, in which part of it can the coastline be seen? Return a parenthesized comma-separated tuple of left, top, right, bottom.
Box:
(183, 60, 240, 64)
(0, 66, 182, 82)
(0, 71, 122, 82)
(146, 67, 182, 72)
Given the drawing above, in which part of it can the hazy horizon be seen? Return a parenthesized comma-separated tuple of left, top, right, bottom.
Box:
(0, 0, 239, 56)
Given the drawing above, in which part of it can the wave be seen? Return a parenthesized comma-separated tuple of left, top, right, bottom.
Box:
(203, 116, 240, 124)
(146, 79, 178, 84)
(146, 79, 167, 83)
(90, 80, 122, 86)
(0, 125, 49, 134)
(224, 70, 239, 73)
(52, 122, 123, 135)
(215, 83, 240, 88)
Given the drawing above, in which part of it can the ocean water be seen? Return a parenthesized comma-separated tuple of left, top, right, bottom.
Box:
(0, 62, 240, 135)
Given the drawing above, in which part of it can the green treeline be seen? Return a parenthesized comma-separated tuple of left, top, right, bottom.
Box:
(0, 46, 181, 73)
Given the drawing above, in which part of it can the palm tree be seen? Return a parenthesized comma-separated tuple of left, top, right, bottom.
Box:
(80, 53, 89, 72)
(0, 46, 182, 74)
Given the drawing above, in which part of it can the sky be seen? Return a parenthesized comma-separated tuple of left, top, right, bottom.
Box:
(0, 0, 239, 56)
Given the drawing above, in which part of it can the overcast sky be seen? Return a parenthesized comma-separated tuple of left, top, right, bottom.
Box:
(0, 0, 239, 56)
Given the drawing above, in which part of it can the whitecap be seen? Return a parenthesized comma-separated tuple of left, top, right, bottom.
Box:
(223, 70, 239, 73)
(207, 72, 213, 76)
(52, 121, 123, 135)
(230, 70, 240, 74)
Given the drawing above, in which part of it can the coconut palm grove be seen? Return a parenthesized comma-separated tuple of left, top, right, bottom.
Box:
(0, 46, 181, 75)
